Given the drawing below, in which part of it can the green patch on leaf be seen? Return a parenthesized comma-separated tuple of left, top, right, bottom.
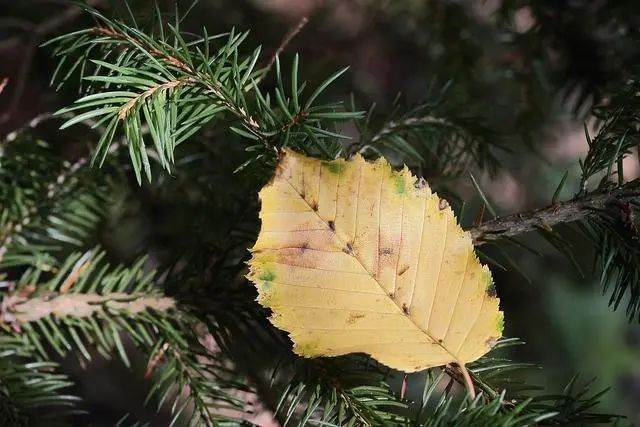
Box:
(295, 341, 319, 357)
(259, 270, 275, 288)
(394, 174, 405, 194)
(322, 161, 345, 175)
(259, 270, 275, 282)
(495, 312, 504, 333)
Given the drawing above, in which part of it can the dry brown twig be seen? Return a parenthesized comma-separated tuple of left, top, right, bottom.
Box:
(468, 186, 640, 245)
(263, 15, 309, 77)
(0, 0, 104, 125)
(0, 78, 8, 95)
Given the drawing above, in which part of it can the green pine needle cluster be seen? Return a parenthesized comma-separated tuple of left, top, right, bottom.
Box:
(48, 3, 361, 183)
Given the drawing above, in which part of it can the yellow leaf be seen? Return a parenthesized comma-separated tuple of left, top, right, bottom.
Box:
(247, 149, 503, 372)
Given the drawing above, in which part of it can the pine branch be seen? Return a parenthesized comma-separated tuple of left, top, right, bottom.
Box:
(440, 339, 540, 408)
(416, 340, 621, 426)
(469, 185, 640, 245)
(355, 87, 502, 179)
(28, 3, 638, 424)
(1, 248, 248, 425)
(8, 291, 174, 325)
(579, 71, 640, 192)
(272, 355, 408, 426)
(0, 337, 80, 426)
(0, 135, 106, 270)
(265, 339, 620, 426)
(48, 5, 361, 182)
(469, 73, 640, 320)
(469, 180, 640, 320)
(0, 125, 255, 425)
(1, 135, 251, 424)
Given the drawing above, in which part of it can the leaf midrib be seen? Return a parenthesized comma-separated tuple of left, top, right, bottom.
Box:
(281, 174, 462, 364)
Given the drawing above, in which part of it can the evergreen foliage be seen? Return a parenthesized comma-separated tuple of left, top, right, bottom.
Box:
(1, 1, 639, 425)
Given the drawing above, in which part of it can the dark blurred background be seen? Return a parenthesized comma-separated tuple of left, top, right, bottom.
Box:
(1, 0, 640, 425)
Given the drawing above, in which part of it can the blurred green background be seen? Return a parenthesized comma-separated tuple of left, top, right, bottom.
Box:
(1, 0, 639, 424)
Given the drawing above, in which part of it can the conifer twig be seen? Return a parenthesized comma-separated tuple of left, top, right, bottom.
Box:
(370, 115, 451, 144)
(263, 16, 309, 76)
(469, 186, 640, 245)
(6, 292, 175, 324)
(89, 25, 264, 135)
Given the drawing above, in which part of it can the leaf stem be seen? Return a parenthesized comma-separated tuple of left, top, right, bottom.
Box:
(457, 363, 476, 400)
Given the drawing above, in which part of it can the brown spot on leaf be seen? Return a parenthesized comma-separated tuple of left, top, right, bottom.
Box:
(402, 303, 409, 314)
(328, 220, 335, 231)
(439, 198, 449, 210)
(486, 282, 497, 297)
(347, 312, 365, 324)
(310, 201, 318, 211)
(398, 265, 409, 276)
(486, 337, 498, 348)
(343, 242, 354, 255)
(380, 247, 393, 256)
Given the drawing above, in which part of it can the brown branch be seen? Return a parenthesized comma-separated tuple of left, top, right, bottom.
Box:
(263, 16, 309, 77)
(468, 187, 640, 245)
(281, 110, 308, 132)
(118, 77, 194, 119)
(93, 26, 192, 74)
(5, 292, 175, 325)
(93, 26, 265, 136)
(0, 0, 104, 125)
